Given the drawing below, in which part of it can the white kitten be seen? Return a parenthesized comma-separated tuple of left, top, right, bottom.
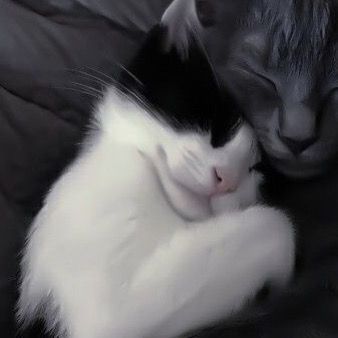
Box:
(18, 17, 295, 338)
(17, 88, 295, 338)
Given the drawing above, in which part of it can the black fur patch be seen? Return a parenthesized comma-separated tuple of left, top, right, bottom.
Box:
(119, 24, 242, 148)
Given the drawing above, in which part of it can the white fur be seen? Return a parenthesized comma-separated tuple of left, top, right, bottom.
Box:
(17, 89, 295, 338)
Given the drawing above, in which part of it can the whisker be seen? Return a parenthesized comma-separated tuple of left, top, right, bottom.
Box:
(183, 153, 204, 175)
(71, 82, 104, 96)
(53, 86, 101, 99)
(80, 67, 142, 100)
(84, 66, 117, 83)
(185, 150, 205, 168)
(186, 150, 200, 162)
(190, 165, 204, 177)
(85, 64, 143, 88)
(115, 62, 143, 86)
(65, 67, 152, 113)
(68, 69, 110, 87)
(68, 66, 147, 105)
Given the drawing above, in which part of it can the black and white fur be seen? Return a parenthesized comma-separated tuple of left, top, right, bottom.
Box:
(17, 25, 295, 338)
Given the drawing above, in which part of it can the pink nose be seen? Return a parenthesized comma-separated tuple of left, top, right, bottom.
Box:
(213, 168, 238, 194)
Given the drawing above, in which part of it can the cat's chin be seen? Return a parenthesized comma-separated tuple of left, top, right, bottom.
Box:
(160, 176, 212, 221)
(210, 193, 241, 214)
(269, 157, 328, 179)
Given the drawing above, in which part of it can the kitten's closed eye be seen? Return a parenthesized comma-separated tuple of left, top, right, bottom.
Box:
(249, 162, 264, 173)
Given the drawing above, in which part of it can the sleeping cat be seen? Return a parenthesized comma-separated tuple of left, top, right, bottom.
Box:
(17, 25, 295, 338)
(163, 0, 338, 179)
(162, 0, 338, 337)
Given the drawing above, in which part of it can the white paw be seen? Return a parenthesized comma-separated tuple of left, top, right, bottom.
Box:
(241, 205, 296, 288)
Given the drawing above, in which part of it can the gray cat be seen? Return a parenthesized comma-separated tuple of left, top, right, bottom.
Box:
(163, 0, 338, 337)
(164, 0, 338, 178)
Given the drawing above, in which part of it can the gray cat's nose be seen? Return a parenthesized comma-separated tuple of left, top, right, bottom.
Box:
(278, 103, 317, 155)
(279, 134, 317, 155)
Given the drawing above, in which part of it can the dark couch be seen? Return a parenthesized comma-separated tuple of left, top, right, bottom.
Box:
(3, 1, 338, 338)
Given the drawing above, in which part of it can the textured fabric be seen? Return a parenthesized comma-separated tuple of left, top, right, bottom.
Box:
(0, 1, 170, 336)
(3, 1, 338, 338)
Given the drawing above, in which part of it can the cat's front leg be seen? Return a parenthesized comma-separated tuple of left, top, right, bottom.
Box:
(128, 205, 295, 338)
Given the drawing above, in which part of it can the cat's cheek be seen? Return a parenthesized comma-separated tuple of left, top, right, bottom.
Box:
(237, 171, 263, 208)
(173, 195, 212, 222)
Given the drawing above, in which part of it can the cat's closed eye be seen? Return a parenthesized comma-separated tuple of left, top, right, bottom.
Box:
(249, 162, 264, 173)
(325, 86, 338, 101)
(237, 69, 277, 99)
(317, 86, 338, 119)
(249, 70, 278, 94)
(224, 67, 279, 108)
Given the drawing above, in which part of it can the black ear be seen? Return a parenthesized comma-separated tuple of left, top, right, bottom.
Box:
(119, 24, 227, 130)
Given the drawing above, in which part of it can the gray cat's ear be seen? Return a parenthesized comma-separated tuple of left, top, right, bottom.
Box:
(160, 0, 247, 58)
(161, 0, 206, 59)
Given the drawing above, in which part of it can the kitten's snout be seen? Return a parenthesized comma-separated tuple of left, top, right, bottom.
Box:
(213, 167, 238, 195)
